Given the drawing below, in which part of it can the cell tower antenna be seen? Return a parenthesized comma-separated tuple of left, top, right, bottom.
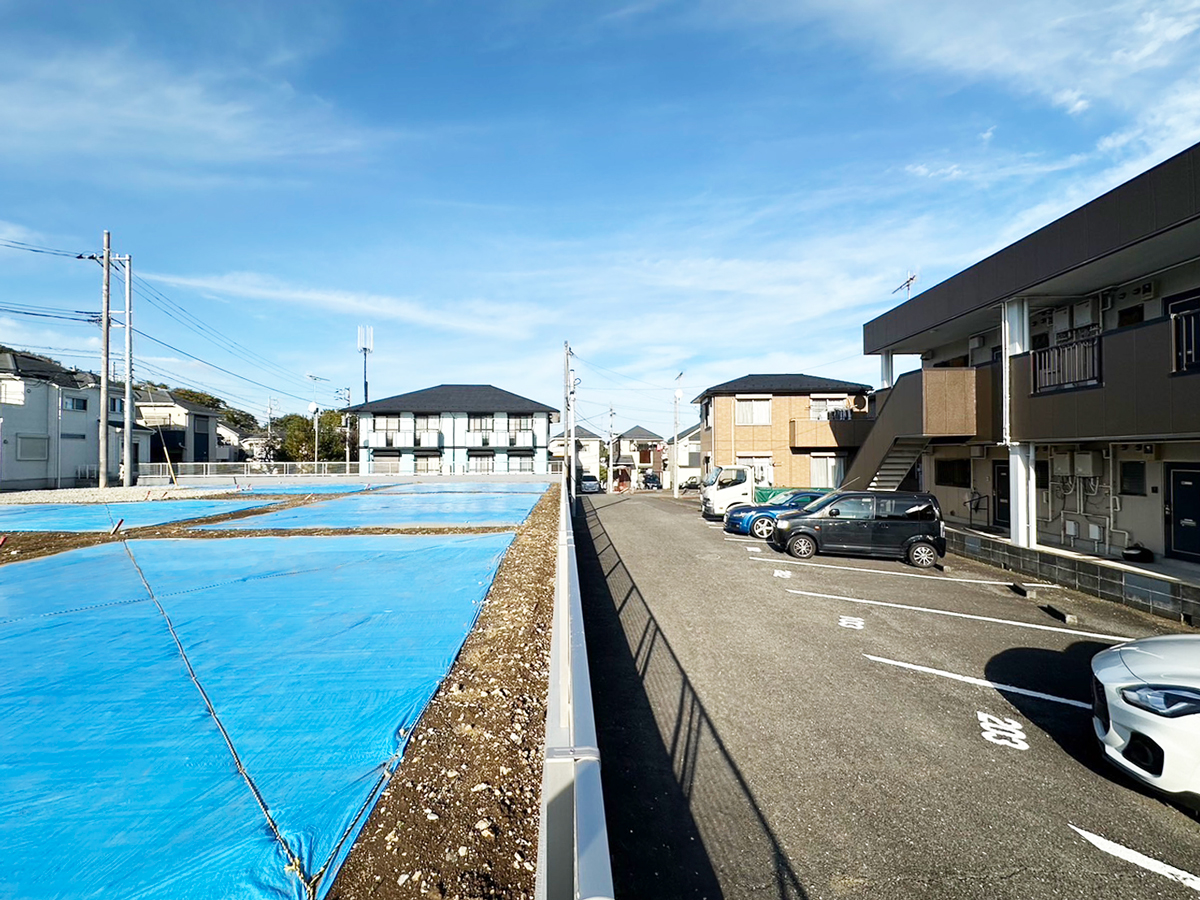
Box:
(357, 325, 374, 404)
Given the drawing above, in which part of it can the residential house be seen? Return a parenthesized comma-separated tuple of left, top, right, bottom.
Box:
(134, 389, 221, 466)
(353, 384, 557, 475)
(613, 426, 663, 489)
(693, 375, 873, 488)
(851, 140, 1200, 565)
(549, 426, 603, 478)
(664, 422, 702, 489)
(216, 421, 254, 463)
(0, 348, 149, 490)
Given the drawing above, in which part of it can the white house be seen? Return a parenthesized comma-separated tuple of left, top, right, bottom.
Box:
(134, 389, 221, 466)
(549, 426, 603, 478)
(0, 348, 150, 490)
(353, 384, 557, 476)
(664, 422, 702, 489)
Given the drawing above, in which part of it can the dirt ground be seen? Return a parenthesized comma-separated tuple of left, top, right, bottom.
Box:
(0, 484, 559, 900)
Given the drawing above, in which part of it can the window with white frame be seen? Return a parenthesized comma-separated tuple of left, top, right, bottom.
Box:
(469, 453, 495, 473)
(109, 397, 124, 413)
(510, 414, 533, 432)
(809, 399, 830, 421)
(735, 398, 771, 426)
(414, 414, 438, 431)
(62, 396, 88, 411)
(468, 414, 493, 432)
(512, 454, 534, 472)
(809, 454, 844, 488)
(414, 454, 440, 474)
(374, 416, 401, 431)
(1, 381, 25, 405)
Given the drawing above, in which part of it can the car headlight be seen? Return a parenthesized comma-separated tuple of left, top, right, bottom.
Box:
(1121, 685, 1200, 717)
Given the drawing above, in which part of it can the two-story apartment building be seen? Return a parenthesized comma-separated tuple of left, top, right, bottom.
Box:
(0, 348, 149, 490)
(613, 426, 663, 489)
(851, 140, 1200, 564)
(354, 384, 556, 475)
(693, 375, 873, 488)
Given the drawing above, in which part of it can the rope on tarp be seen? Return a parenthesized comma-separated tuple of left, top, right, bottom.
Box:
(119, 541, 318, 896)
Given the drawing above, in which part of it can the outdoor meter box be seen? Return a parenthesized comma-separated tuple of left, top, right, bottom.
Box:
(1074, 451, 1104, 477)
(1052, 453, 1074, 477)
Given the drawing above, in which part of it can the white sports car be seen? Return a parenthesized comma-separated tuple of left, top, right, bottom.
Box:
(1091, 633, 1200, 801)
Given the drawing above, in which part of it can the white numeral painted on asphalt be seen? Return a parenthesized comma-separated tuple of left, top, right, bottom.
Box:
(977, 712, 1029, 750)
(838, 615, 865, 629)
(773, 569, 793, 579)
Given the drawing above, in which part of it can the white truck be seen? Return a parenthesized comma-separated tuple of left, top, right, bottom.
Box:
(700, 465, 774, 517)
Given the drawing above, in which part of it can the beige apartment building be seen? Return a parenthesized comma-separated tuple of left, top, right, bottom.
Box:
(693, 374, 873, 488)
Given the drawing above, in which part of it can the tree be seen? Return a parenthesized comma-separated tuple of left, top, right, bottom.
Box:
(273, 410, 358, 462)
(164, 387, 260, 432)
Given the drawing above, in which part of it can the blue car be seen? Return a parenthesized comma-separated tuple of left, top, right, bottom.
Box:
(723, 489, 831, 539)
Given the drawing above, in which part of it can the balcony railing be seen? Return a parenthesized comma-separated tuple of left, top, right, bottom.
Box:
(1172, 308, 1200, 373)
(1032, 337, 1101, 393)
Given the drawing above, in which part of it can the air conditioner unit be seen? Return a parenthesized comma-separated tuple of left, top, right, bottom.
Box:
(970, 445, 986, 458)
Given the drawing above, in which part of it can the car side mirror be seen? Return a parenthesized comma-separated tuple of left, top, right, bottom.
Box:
(827, 508, 840, 517)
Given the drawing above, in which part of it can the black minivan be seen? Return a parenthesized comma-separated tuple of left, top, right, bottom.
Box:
(768, 490, 945, 568)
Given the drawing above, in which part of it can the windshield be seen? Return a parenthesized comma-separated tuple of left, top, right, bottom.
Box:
(702, 468, 720, 487)
(795, 491, 842, 514)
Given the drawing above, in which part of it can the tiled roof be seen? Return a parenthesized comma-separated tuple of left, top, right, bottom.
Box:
(667, 422, 702, 443)
(552, 426, 602, 440)
(619, 425, 662, 441)
(351, 384, 557, 415)
(0, 347, 96, 389)
(692, 374, 872, 403)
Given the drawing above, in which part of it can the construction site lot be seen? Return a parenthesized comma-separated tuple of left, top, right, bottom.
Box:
(0, 481, 559, 900)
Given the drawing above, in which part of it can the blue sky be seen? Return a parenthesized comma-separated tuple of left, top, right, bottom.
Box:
(3, 1, 1200, 439)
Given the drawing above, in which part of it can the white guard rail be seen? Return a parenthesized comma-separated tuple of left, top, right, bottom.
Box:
(536, 479, 615, 900)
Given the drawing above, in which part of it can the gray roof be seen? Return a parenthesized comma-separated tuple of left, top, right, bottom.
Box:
(619, 426, 663, 441)
(693, 374, 872, 403)
(351, 384, 556, 415)
(0, 347, 97, 389)
(133, 388, 221, 415)
(667, 422, 702, 444)
(553, 426, 602, 440)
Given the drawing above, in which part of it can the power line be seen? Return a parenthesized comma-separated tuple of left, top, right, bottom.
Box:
(0, 238, 91, 258)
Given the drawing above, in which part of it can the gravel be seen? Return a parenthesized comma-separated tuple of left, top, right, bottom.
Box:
(0, 485, 220, 505)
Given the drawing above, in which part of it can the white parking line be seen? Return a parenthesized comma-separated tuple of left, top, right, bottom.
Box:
(863, 655, 1092, 709)
(723, 537, 759, 544)
(1069, 825, 1200, 891)
(755, 556, 1059, 587)
(787, 590, 1130, 642)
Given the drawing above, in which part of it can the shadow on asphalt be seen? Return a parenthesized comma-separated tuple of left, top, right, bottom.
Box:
(575, 498, 808, 900)
(985, 642, 1200, 820)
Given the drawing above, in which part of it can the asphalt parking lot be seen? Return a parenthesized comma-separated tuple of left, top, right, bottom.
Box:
(577, 491, 1200, 900)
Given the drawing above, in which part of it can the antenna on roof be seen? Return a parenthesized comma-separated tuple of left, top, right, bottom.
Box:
(892, 270, 919, 301)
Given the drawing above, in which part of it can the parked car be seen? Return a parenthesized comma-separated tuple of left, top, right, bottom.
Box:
(643, 472, 662, 490)
(768, 491, 945, 568)
(1091, 634, 1200, 802)
(723, 489, 832, 539)
(679, 476, 701, 492)
(580, 475, 602, 493)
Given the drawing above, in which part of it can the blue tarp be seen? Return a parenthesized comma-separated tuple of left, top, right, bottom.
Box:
(228, 483, 376, 494)
(196, 488, 545, 530)
(379, 481, 551, 494)
(0, 533, 513, 899)
(0, 499, 278, 532)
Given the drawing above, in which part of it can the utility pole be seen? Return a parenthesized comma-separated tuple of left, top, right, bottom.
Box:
(265, 397, 279, 461)
(358, 326, 373, 404)
(607, 405, 615, 494)
(306, 373, 328, 469)
(122, 254, 134, 486)
(336, 387, 352, 468)
(563, 342, 572, 500)
(98, 231, 111, 489)
(673, 372, 683, 498)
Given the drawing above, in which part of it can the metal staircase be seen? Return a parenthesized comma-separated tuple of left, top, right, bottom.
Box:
(868, 437, 928, 490)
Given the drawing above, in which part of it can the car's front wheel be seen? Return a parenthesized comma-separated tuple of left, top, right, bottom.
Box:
(787, 534, 816, 559)
(907, 540, 938, 568)
(750, 517, 774, 539)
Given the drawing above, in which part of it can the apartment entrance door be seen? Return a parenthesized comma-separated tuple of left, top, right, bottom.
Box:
(1166, 465, 1200, 562)
(993, 461, 1010, 528)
